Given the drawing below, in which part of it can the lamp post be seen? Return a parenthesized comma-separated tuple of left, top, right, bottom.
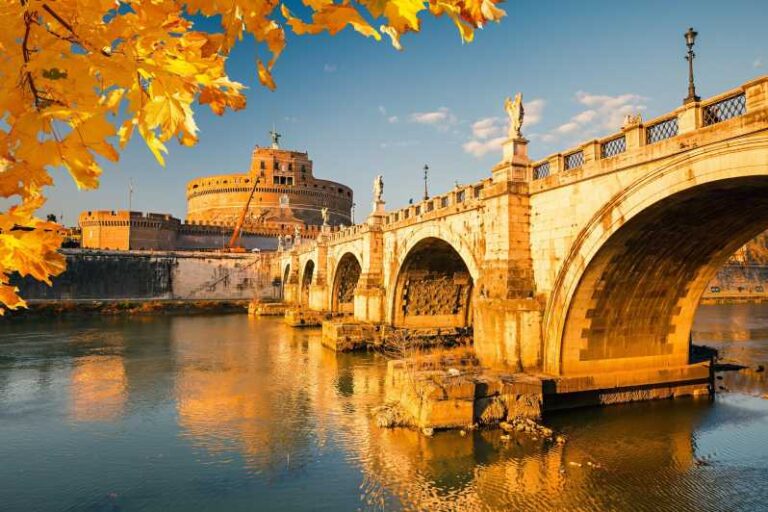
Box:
(423, 164, 429, 201)
(684, 27, 700, 104)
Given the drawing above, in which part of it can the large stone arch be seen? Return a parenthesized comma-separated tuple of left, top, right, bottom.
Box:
(543, 136, 768, 376)
(389, 236, 475, 329)
(300, 259, 315, 307)
(331, 252, 362, 314)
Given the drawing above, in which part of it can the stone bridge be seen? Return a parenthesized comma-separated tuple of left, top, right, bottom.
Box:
(273, 76, 768, 397)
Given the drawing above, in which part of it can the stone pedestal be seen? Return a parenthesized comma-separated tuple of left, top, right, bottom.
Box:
(473, 297, 542, 371)
(502, 136, 529, 163)
(493, 137, 530, 183)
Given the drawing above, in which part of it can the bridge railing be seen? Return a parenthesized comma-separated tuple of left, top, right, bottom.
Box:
(530, 75, 767, 184)
(382, 179, 489, 227)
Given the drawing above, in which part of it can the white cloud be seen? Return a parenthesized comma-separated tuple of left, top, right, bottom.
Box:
(323, 63, 337, 73)
(387, 116, 399, 124)
(754, 57, 764, 69)
(546, 91, 647, 144)
(409, 107, 457, 130)
(525, 98, 546, 126)
(378, 105, 387, 115)
(471, 117, 503, 139)
(462, 136, 506, 158)
(555, 121, 580, 134)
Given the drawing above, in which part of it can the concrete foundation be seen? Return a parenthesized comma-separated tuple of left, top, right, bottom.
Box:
(284, 307, 326, 327)
(248, 301, 288, 316)
(382, 351, 713, 432)
(321, 320, 380, 351)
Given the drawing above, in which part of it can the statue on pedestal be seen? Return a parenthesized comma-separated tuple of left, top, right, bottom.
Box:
(504, 92, 525, 139)
(321, 207, 329, 226)
(293, 225, 301, 246)
(277, 234, 284, 251)
(373, 175, 384, 202)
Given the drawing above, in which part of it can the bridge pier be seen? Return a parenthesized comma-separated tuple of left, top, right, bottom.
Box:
(473, 298, 542, 371)
(309, 284, 328, 311)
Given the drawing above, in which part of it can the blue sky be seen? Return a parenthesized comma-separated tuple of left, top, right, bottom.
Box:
(45, 0, 768, 225)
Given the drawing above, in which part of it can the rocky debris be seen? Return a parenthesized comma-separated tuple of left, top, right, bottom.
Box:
(371, 402, 414, 428)
(499, 417, 560, 443)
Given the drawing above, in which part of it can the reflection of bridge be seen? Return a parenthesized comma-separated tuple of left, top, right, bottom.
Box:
(273, 76, 768, 399)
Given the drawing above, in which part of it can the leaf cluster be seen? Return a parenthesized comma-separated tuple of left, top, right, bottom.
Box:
(0, 0, 505, 314)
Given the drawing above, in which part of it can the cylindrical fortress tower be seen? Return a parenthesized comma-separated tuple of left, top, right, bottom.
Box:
(186, 144, 353, 227)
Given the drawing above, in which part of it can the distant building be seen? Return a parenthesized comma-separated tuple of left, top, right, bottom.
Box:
(186, 142, 353, 227)
(79, 137, 352, 251)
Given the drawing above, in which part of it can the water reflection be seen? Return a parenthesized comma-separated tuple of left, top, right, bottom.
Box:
(0, 312, 767, 511)
(70, 355, 127, 422)
(166, 317, 730, 511)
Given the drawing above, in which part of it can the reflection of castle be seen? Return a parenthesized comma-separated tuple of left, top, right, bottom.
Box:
(79, 135, 353, 251)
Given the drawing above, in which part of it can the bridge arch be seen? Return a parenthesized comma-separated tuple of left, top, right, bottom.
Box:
(389, 236, 475, 329)
(300, 259, 315, 307)
(331, 252, 362, 314)
(543, 137, 768, 376)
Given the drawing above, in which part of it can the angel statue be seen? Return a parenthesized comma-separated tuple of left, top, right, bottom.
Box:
(504, 92, 525, 139)
(277, 234, 284, 251)
(373, 175, 384, 202)
(321, 207, 329, 226)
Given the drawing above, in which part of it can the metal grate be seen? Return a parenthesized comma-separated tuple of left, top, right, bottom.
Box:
(703, 93, 746, 126)
(533, 161, 551, 180)
(601, 136, 626, 159)
(564, 151, 584, 170)
(646, 117, 679, 144)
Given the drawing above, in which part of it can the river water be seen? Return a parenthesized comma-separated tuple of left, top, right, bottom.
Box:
(1, 304, 767, 512)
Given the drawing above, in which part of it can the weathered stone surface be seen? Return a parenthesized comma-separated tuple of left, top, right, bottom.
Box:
(271, 76, 767, 413)
(284, 307, 325, 327)
(321, 320, 379, 351)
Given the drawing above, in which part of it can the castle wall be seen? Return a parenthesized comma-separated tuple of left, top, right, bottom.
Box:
(12, 249, 281, 301)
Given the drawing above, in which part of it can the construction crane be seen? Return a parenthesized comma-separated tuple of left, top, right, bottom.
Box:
(224, 177, 260, 252)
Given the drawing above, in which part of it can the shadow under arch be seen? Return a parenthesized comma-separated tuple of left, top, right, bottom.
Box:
(300, 260, 315, 307)
(282, 263, 291, 300)
(391, 237, 474, 329)
(543, 138, 768, 376)
(331, 252, 362, 314)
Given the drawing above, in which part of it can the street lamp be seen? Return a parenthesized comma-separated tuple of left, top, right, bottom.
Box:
(684, 27, 700, 104)
(423, 164, 429, 201)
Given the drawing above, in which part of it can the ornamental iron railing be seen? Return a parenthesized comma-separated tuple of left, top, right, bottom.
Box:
(564, 151, 584, 170)
(703, 93, 747, 126)
(601, 136, 627, 159)
(646, 117, 679, 144)
(533, 161, 551, 180)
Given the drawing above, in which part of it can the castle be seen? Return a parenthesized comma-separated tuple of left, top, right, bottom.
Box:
(79, 135, 354, 251)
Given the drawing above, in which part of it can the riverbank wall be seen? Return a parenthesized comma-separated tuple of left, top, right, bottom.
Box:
(11, 249, 281, 302)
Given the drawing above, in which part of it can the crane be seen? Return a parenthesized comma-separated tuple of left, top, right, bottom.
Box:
(224, 177, 260, 252)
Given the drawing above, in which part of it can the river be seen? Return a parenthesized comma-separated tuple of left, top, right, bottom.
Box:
(1, 304, 767, 511)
